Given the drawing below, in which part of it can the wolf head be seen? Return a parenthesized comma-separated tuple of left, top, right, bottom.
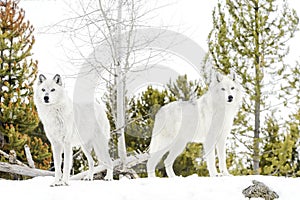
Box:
(35, 74, 64, 105)
(211, 72, 243, 105)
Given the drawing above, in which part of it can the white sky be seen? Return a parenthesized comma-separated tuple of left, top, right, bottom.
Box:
(19, 0, 216, 74)
(19, 0, 300, 89)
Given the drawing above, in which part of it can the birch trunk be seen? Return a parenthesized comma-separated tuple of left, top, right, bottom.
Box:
(115, 0, 127, 170)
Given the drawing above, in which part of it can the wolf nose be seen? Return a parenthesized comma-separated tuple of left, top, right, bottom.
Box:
(228, 95, 233, 102)
(44, 96, 49, 103)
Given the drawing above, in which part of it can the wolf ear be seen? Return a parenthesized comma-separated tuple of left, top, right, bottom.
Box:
(230, 71, 236, 81)
(53, 74, 62, 86)
(38, 74, 47, 85)
(216, 72, 223, 83)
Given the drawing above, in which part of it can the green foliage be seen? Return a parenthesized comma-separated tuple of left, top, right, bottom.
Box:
(166, 74, 206, 100)
(174, 143, 209, 177)
(260, 111, 300, 177)
(0, 0, 38, 141)
(126, 86, 173, 177)
(0, 1, 51, 179)
(208, 0, 299, 174)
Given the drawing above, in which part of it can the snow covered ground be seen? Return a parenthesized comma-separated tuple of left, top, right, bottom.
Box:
(0, 175, 299, 200)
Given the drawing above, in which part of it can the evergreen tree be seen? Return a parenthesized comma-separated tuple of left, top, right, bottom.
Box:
(166, 74, 204, 101)
(0, 1, 51, 177)
(260, 110, 300, 177)
(208, 0, 298, 174)
(127, 86, 172, 151)
(126, 86, 173, 177)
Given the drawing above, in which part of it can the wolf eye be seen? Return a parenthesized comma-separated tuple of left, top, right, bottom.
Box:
(231, 87, 235, 90)
(221, 88, 225, 91)
(41, 88, 45, 92)
(51, 88, 55, 92)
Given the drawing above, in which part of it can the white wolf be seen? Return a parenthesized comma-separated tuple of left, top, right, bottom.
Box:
(34, 74, 113, 186)
(147, 73, 243, 177)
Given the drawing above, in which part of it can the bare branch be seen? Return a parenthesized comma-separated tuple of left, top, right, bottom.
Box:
(0, 162, 54, 177)
(0, 149, 28, 167)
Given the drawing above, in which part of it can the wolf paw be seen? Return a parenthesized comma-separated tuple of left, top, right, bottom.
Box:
(103, 176, 113, 181)
(104, 170, 113, 181)
(214, 172, 232, 177)
(50, 181, 69, 187)
(83, 175, 93, 181)
(220, 171, 232, 176)
(215, 173, 224, 177)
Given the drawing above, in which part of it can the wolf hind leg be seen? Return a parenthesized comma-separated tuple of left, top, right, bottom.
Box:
(102, 154, 114, 181)
(81, 144, 94, 181)
(147, 149, 167, 178)
(164, 143, 186, 178)
(93, 142, 114, 181)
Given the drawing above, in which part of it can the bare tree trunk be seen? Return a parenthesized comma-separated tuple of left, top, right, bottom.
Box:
(56, 0, 166, 177)
(115, 0, 127, 171)
(253, 98, 260, 174)
(253, 5, 261, 175)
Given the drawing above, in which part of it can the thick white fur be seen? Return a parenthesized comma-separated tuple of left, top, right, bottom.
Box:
(147, 73, 243, 177)
(34, 74, 113, 186)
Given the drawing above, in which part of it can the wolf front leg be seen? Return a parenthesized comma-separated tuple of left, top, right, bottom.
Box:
(216, 134, 231, 176)
(204, 142, 218, 177)
(62, 143, 73, 185)
(50, 142, 63, 187)
(205, 102, 227, 177)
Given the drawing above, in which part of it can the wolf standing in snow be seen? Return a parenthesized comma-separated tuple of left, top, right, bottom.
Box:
(147, 72, 243, 177)
(34, 74, 113, 186)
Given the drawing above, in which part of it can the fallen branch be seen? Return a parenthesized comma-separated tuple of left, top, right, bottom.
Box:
(0, 162, 54, 177)
(71, 153, 149, 180)
(0, 153, 149, 179)
(24, 144, 35, 168)
(0, 149, 28, 167)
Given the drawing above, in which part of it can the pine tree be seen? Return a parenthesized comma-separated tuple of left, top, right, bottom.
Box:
(208, 0, 299, 174)
(260, 112, 300, 177)
(166, 74, 205, 101)
(0, 1, 51, 177)
(125, 86, 173, 177)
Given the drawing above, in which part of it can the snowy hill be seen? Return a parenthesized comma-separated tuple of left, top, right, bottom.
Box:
(1, 175, 298, 200)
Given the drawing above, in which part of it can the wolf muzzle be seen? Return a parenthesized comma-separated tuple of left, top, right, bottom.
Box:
(44, 96, 50, 103)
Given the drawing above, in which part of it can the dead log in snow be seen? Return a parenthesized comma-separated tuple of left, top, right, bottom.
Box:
(71, 153, 149, 180)
(0, 153, 149, 179)
(0, 162, 54, 177)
